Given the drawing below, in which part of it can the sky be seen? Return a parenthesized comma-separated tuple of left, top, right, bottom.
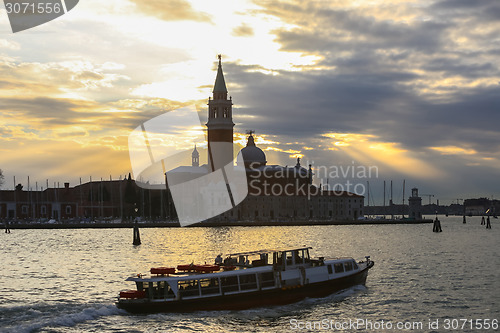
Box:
(0, 0, 499, 205)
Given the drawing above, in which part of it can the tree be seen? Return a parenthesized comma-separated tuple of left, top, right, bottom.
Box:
(0, 169, 4, 189)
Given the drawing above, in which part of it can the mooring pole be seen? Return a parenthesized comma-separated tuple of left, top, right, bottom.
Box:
(486, 216, 492, 229)
(133, 221, 141, 245)
(433, 217, 442, 232)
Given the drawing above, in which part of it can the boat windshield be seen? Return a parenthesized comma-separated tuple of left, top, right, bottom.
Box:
(274, 247, 311, 269)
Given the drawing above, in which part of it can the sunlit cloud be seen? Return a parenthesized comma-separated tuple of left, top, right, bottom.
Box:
(232, 23, 254, 37)
(323, 132, 443, 179)
(429, 146, 477, 156)
(127, 0, 212, 23)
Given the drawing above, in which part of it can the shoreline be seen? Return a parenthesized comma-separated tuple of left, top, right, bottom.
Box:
(4, 219, 433, 229)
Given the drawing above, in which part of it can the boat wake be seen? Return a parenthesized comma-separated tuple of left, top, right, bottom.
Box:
(1, 303, 126, 333)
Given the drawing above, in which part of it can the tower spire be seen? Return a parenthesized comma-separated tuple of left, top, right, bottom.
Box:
(213, 54, 227, 96)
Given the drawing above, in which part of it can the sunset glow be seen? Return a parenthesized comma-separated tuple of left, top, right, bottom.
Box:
(1, 0, 499, 199)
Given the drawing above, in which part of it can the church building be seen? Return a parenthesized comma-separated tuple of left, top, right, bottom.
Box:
(164, 56, 364, 223)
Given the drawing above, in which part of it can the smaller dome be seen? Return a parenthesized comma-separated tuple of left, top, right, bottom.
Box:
(239, 134, 266, 168)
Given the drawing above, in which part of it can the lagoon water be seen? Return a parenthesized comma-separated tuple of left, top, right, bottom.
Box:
(1, 216, 499, 332)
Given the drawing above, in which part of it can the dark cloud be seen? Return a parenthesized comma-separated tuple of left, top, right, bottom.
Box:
(423, 58, 498, 79)
(432, 0, 495, 10)
(226, 61, 500, 155)
(262, 2, 449, 54)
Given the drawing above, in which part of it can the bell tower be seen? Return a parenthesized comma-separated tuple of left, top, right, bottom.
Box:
(192, 145, 199, 167)
(206, 55, 234, 171)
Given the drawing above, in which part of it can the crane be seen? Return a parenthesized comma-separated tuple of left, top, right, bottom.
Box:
(420, 194, 435, 205)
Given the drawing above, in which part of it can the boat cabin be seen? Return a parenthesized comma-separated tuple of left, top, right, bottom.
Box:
(130, 265, 277, 301)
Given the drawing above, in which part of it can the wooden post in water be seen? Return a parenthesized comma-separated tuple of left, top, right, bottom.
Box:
(433, 217, 442, 232)
(463, 215, 466, 224)
(133, 206, 141, 245)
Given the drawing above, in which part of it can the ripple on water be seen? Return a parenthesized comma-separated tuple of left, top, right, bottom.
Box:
(0, 218, 499, 332)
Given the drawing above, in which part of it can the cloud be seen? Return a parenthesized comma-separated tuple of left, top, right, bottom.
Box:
(429, 146, 477, 155)
(232, 23, 254, 37)
(0, 39, 20, 50)
(128, 0, 212, 23)
(0, 134, 132, 185)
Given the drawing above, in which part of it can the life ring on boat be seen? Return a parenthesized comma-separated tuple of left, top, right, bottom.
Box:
(150, 267, 175, 275)
(119, 290, 146, 298)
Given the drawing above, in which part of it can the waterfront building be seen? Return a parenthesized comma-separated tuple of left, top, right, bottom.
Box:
(408, 187, 423, 220)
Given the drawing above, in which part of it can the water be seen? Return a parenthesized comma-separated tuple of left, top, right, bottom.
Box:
(1, 216, 499, 332)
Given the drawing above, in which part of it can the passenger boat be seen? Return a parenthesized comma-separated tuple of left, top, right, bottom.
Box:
(116, 247, 374, 313)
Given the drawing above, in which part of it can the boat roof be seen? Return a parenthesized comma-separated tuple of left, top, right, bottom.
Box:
(227, 249, 276, 256)
(127, 265, 274, 283)
(227, 247, 312, 257)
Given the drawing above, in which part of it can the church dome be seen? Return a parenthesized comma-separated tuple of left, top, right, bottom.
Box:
(240, 134, 266, 168)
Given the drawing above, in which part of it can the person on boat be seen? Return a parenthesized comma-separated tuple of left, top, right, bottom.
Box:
(215, 254, 223, 265)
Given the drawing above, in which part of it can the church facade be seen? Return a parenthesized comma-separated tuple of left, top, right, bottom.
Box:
(165, 57, 364, 223)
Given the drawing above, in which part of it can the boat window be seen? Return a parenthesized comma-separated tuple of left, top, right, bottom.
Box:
(286, 252, 294, 266)
(135, 281, 145, 291)
(275, 252, 284, 267)
(149, 281, 175, 299)
(295, 250, 306, 265)
(178, 280, 199, 297)
(304, 249, 310, 263)
(334, 263, 344, 273)
(352, 261, 359, 270)
(327, 265, 333, 274)
(221, 275, 239, 293)
(344, 261, 353, 271)
(260, 272, 275, 288)
(199, 278, 220, 296)
(240, 274, 258, 290)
